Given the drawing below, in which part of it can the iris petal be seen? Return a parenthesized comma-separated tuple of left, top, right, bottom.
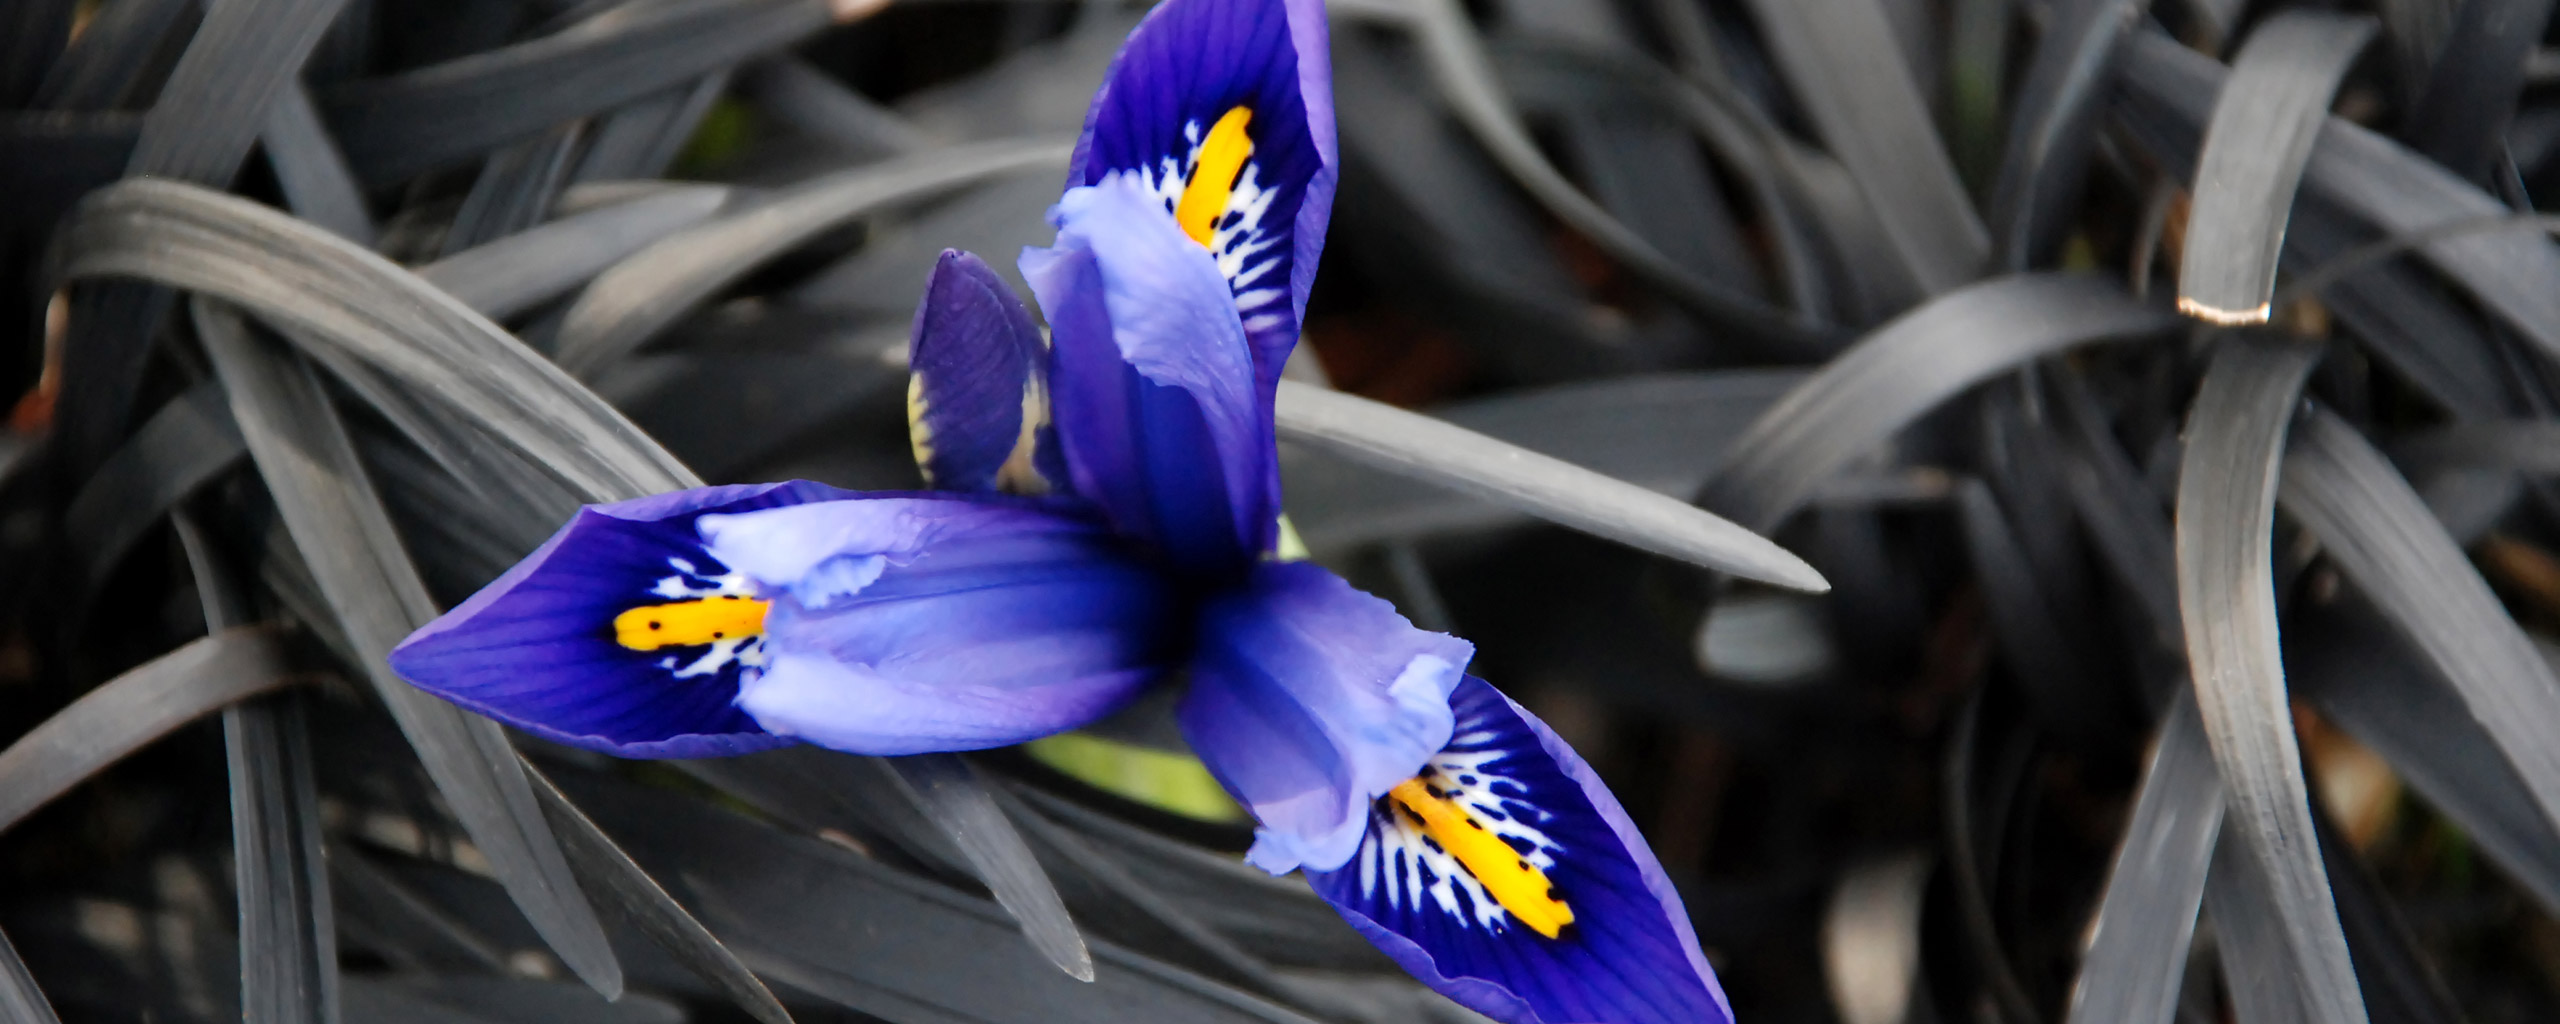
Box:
(700, 493, 1180, 755)
(1306, 678, 1735, 1024)
(1176, 561, 1472, 874)
(389, 481, 851, 758)
(1023, 175, 1277, 573)
(907, 249, 1067, 494)
(1070, 0, 1337, 389)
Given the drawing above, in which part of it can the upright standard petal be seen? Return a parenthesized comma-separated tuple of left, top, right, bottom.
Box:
(1306, 678, 1735, 1024)
(700, 493, 1179, 755)
(389, 481, 852, 758)
(907, 249, 1068, 495)
(1068, 0, 1337, 389)
(1023, 174, 1277, 572)
(1177, 561, 1472, 874)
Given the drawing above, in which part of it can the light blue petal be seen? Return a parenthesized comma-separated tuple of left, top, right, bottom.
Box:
(1176, 561, 1471, 873)
(699, 493, 1180, 755)
(1022, 173, 1278, 575)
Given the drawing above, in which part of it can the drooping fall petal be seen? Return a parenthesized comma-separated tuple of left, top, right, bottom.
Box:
(1177, 561, 1473, 874)
(1305, 677, 1735, 1024)
(390, 481, 851, 758)
(699, 493, 1181, 755)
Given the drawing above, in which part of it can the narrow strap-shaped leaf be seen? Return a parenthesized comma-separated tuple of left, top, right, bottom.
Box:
(989, 787, 1297, 1000)
(128, 0, 350, 183)
(440, 125, 582, 257)
(0, 624, 294, 833)
(2276, 407, 2560, 856)
(414, 184, 732, 323)
(551, 136, 1070, 377)
(1951, 478, 2117, 738)
(1987, 0, 2147, 269)
(176, 513, 340, 1024)
(736, 57, 931, 159)
(887, 754, 1094, 982)
(1272, 379, 1827, 591)
(0, 924, 61, 1024)
(1736, 0, 1989, 292)
(2063, 691, 2220, 1024)
(2201, 829, 2317, 1024)
(1386, 0, 1835, 355)
(65, 381, 246, 593)
(519, 762, 796, 1024)
(319, 0, 836, 184)
(31, 0, 189, 112)
(1701, 274, 2177, 531)
(2401, 0, 2555, 180)
(54, 0, 351, 476)
(2117, 30, 2560, 363)
(2175, 12, 2375, 325)
(571, 72, 731, 183)
(1283, 370, 1804, 552)
(222, 697, 340, 1024)
(2386, 419, 2560, 476)
(2172, 333, 2366, 1024)
(195, 303, 626, 998)
(2046, 366, 2182, 641)
(2288, 603, 2560, 914)
(556, 767, 1331, 1024)
(55, 178, 698, 499)
(261, 82, 376, 247)
(0, 0, 70, 107)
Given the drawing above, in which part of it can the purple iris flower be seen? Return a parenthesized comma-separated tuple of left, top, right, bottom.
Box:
(389, 0, 1734, 1019)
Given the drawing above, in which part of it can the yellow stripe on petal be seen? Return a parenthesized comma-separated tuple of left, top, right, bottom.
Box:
(1389, 777, 1577, 938)
(1176, 106, 1254, 248)
(614, 595, 769, 650)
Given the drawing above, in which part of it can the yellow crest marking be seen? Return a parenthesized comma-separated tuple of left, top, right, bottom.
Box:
(1176, 106, 1255, 247)
(613, 595, 770, 651)
(1387, 778, 1576, 938)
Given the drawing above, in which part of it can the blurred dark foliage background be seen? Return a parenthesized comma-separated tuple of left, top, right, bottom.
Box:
(4, 0, 2560, 1022)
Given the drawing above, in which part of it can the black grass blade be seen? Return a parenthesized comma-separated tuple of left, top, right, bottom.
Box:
(2171, 333, 2366, 1024)
(0, 625, 294, 833)
(887, 754, 1096, 982)
(1273, 379, 1827, 591)
(1701, 274, 2176, 531)
(55, 179, 696, 499)
(2175, 12, 2375, 325)
(0, 925, 60, 1024)
(2119, 30, 2560, 362)
(260, 83, 376, 248)
(552, 137, 1071, 377)
(1390, 0, 1835, 355)
(1283, 370, 1803, 552)
(558, 768, 1330, 1024)
(2289, 605, 2560, 914)
(519, 762, 796, 1024)
(319, 0, 840, 184)
(2400, 0, 2555, 180)
(1737, 0, 1989, 292)
(65, 382, 246, 594)
(1989, 0, 2146, 269)
(416, 185, 732, 323)
(195, 303, 626, 997)
(2063, 692, 2221, 1024)
(2202, 829, 2321, 1024)
(2276, 407, 2560, 861)
(177, 512, 340, 1024)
